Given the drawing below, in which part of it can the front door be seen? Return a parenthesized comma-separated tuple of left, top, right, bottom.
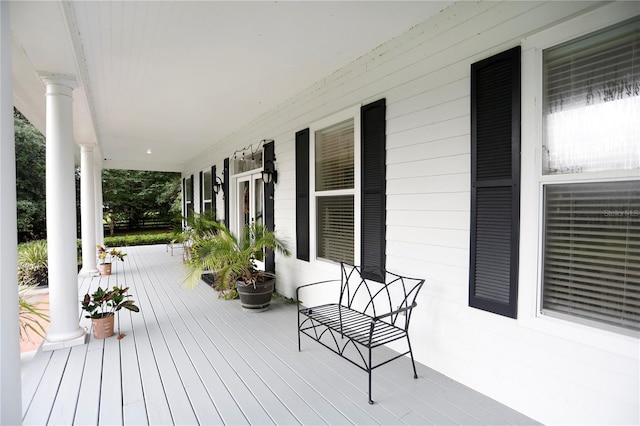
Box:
(237, 173, 264, 269)
(236, 173, 264, 231)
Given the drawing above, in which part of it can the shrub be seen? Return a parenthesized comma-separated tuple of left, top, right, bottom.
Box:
(104, 232, 173, 247)
(18, 240, 48, 287)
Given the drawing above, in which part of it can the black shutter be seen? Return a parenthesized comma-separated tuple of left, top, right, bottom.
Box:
(264, 140, 276, 273)
(199, 170, 204, 212)
(361, 99, 386, 282)
(211, 165, 217, 219)
(223, 158, 230, 229)
(182, 177, 186, 221)
(469, 46, 521, 318)
(189, 174, 195, 217)
(295, 128, 310, 261)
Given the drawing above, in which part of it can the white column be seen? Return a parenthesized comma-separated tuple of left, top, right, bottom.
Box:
(0, 2, 23, 423)
(40, 73, 86, 351)
(94, 163, 104, 247)
(79, 144, 98, 275)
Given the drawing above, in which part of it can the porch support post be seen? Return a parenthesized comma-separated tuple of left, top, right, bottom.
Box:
(40, 73, 86, 351)
(95, 163, 104, 247)
(79, 144, 98, 275)
(0, 2, 23, 423)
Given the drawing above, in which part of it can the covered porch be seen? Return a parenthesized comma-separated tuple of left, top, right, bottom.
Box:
(21, 244, 536, 425)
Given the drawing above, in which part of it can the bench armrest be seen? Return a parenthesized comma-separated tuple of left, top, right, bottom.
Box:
(372, 301, 417, 322)
(296, 280, 341, 302)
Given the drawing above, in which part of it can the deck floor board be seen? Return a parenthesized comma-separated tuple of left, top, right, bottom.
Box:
(21, 244, 539, 425)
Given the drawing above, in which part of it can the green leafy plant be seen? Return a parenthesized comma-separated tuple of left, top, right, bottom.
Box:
(186, 222, 290, 298)
(104, 232, 174, 247)
(81, 286, 140, 319)
(96, 244, 127, 265)
(17, 240, 48, 287)
(18, 284, 49, 341)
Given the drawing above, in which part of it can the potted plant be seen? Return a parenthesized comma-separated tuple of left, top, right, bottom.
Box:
(96, 244, 127, 275)
(81, 285, 139, 338)
(186, 222, 290, 310)
(171, 211, 219, 262)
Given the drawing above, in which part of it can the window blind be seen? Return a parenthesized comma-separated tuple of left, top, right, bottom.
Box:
(543, 16, 640, 174)
(315, 119, 354, 192)
(317, 195, 354, 264)
(543, 180, 640, 332)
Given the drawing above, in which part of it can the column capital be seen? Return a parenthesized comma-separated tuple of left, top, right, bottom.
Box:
(79, 143, 95, 152)
(38, 72, 77, 93)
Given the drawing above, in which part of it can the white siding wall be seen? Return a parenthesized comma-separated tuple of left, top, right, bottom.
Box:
(184, 2, 640, 424)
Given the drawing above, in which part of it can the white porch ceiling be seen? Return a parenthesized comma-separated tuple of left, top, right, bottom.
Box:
(10, 1, 453, 172)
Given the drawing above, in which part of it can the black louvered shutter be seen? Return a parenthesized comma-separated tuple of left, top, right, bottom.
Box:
(199, 170, 204, 212)
(361, 99, 386, 282)
(211, 165, 217, 220)
(188, 174, 195, 218)
(182, 177, 187, 220)
(264, 140, 276, 273)
(223, 158, 229, 228)
(469, 46, 521, 318)
(296, 128, 310, 261)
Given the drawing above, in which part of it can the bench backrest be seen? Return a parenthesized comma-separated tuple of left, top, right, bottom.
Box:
(339, 263, 425, 330)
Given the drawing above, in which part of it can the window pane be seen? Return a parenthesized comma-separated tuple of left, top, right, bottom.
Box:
(315, 119, 354, 191)
(185, 177, 193, 202)
(542, 181, 640, 332)
(234, 151, 263, 174)
(203, 170, 212, 200)
(317, 195, 354, 264)
(543, 17, 640, 174)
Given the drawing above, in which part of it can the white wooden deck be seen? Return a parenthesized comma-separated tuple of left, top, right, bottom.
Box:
(21, 244, 538, 425)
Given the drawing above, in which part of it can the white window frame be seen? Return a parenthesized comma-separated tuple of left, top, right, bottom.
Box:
(519, 2, 640, 350)
(309, 106, 362, 266)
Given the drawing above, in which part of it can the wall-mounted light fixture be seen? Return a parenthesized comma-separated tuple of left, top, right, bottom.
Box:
(213, 176, 224, 194)
(261, 160, 278, 184)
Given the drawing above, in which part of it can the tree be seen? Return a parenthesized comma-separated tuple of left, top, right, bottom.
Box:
(101, 169, 181, 234)
(14, 109, 46, 241)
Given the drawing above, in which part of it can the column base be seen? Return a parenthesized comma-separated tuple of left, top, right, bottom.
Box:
(79, 267, 100, 277)
(41, 328, 87, 352)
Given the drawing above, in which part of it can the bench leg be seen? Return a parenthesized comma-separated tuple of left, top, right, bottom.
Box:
(297, 309, 301, 352)
(407, 335, 418, 379)
(368, 346, 374, 404)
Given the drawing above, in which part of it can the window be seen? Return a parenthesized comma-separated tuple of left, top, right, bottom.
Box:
(541, 17, 640, 333)
(201, 168, 213, 213)
(315, 119, 356, 264)
(296, 100, 386, 276)
(543, 17, 640, 175)
(183, 175, 194, 218)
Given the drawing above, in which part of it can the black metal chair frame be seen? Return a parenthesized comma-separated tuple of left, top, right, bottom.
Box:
(297, 263, 425, 404)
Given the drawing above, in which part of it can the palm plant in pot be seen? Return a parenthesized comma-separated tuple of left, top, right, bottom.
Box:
(186, 222, 290, 310)
(81, 285, 139, 338)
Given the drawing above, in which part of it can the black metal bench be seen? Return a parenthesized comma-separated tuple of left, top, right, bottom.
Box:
(296, 263, 425, 404)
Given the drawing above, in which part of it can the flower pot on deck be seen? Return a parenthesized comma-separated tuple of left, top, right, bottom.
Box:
(91, 314, 115, 339)
(98, 263, 112, 276)
(236, 277, 275, 310)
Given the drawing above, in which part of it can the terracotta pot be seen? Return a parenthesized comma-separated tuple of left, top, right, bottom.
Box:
(236, 277, 275, 310)
(98, 263, 112, 276)
(91, 314, 115, 339)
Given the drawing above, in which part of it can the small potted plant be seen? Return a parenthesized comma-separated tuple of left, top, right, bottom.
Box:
(186, 222, 290, 310)
(97, 244, 127, 276)
(81, 285, 140, 339)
